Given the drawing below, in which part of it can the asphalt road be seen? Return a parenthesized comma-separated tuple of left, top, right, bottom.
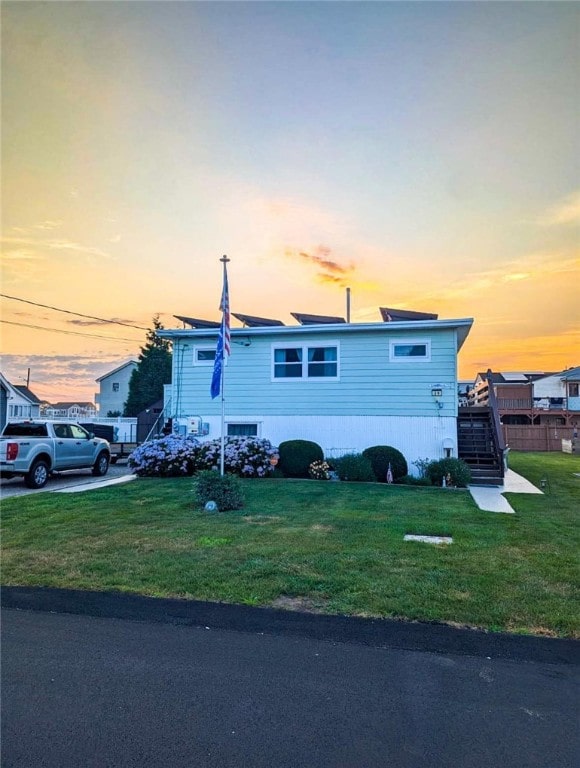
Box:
(0, 462, 132, 498)
(2, 605, 578, 768)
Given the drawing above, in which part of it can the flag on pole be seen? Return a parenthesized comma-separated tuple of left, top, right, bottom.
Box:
(210, 258, 230, 399)
(386, 462, 393, 484)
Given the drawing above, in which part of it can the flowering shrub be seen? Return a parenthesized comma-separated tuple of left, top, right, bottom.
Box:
(195, 437, 279, 478)
(308, 460, 331, 480)
(128, 435, 199, 477)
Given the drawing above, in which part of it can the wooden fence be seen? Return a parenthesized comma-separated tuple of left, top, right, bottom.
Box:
(502, 425, 577, 452)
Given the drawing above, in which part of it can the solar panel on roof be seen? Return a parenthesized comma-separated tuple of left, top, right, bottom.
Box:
(501, 373, 529, 382)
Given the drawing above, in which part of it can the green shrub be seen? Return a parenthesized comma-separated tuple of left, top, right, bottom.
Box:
(332, 453, 376, 482)
(426, 458, 472, 488)
(397, 474, 432, 486)
(278, 439, 324, 478)
(362, 445, 408, 482)
(194, 470, 245, 511)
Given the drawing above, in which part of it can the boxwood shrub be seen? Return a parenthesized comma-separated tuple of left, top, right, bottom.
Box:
(194, 470, 245, 511)
(278, 439, 324, 478)
(331, 453, 376, 482)
(362, 445, 408, 482)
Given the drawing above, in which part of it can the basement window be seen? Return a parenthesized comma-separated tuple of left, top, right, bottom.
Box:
(227, 423, 258, 437)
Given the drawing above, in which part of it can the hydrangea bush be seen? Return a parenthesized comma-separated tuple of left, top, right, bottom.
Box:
(128, 435, 199, 477)
(195, 437, 279, 478)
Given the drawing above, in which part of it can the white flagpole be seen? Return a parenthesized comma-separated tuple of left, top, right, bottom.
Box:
(219, 255, 230, 476)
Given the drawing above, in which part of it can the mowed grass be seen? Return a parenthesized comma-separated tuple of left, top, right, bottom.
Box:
(1, 451, 579, 637)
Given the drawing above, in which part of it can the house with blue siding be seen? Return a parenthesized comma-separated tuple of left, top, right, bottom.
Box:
(158, 310, 474, 472)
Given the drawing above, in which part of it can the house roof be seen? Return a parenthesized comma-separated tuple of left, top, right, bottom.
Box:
(159, 317, 475, 352)
(476, 371, 551, 385)
(95, 360, 138, 382)
(13, 385, 43, 405)
(559, 366, 580, 381)
(380, 307, 438, 322)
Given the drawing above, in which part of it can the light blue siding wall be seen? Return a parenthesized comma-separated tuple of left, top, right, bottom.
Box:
(171, 327, 459, 419)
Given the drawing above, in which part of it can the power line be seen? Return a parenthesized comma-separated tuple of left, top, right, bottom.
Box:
(0, 319, 140, 343)
(0, 293, 150, 331)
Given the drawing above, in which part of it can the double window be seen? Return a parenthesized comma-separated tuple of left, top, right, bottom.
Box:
(272, 344, 339, 380)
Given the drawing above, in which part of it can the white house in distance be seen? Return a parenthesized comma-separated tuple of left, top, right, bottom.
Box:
(95, 360, 137, 416)
(0, 373, 42, 431)
(157, 308, 474, 470)
(44, 402, 97, 419)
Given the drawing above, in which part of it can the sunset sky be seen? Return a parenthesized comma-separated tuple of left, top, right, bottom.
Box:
(1, 1, 579, 403)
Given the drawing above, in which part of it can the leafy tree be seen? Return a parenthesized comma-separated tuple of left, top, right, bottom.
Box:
(106, 410, 122, 418)
(123, 316, 172, 416)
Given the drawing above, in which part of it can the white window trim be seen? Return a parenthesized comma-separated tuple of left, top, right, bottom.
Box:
(193, 345, 217, 366)
(271, 341, 340, 382)
(389, 338, 431, 363)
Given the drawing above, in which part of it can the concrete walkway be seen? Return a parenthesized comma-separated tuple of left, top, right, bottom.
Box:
(56, 474, 137, 494)
(468, 469, 542, 514)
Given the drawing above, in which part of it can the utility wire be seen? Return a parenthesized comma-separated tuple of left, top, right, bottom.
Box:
(0, 293, 149, 331)
(1, 319, 140, 343)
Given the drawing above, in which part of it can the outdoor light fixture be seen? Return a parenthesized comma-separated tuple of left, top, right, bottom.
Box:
(431, 388, 443, 398)
(540, 477, 547, 490)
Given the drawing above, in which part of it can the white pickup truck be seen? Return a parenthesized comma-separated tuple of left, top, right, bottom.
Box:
(0, 421, 111, 489)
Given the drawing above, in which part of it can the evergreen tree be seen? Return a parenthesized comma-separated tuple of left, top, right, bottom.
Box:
(123, 316, 172, 416)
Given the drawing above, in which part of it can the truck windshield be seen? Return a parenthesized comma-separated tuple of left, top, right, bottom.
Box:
(2, 423, 48, 437)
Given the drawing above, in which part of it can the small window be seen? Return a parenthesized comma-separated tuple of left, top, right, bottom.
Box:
(569, 383, 579, 397)
(227, 423, 258, 437)
(389, 339, 431, 362)
(112, 382, 120, 392)
(194, 347, 217, 366)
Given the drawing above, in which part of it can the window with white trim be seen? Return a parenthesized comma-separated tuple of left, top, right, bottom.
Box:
(193, 346, 216, 366)
(389, 339, 431, 362)
(272, 344, 339, 380)
(227, 423, 259, 437)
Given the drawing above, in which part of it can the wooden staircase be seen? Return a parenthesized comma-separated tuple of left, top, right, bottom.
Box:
(458, 407, 504, 486)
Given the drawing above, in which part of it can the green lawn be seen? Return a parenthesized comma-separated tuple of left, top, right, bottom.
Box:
(2, 452, 579, 637)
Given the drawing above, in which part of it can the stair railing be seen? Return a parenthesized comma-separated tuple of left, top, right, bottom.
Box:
(485, 369, 507, 478)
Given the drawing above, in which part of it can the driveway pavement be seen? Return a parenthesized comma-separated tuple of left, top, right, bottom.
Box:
(0, 462, 133, 499)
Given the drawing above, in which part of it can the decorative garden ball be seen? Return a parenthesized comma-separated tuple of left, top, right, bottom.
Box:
(204, 501, 218, 512)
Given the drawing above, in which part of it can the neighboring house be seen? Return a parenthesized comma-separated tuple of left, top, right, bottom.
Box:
(44, 402, 97, 419)
(470, 369, 580, 426)
(457, 380, 473, 408)
(157, 309, 473, 468)
(95, 360, 138, 415)
(0, 373, 42, 430)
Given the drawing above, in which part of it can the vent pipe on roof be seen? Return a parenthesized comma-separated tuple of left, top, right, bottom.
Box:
(346, 287, 351, 323)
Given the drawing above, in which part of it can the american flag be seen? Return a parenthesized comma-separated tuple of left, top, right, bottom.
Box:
(220, 263, 231, 358)
(210, 258, 230, 399)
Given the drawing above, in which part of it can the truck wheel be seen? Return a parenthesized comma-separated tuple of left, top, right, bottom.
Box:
(92, 452, 110, 477)
(25, 459, 49, 489)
